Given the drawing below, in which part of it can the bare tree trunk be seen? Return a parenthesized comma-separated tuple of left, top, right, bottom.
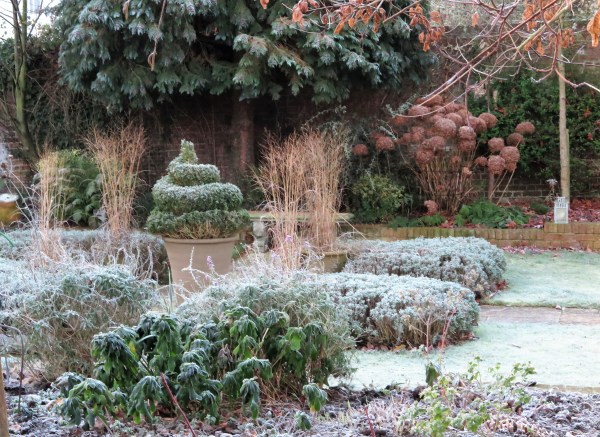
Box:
(558, 47, 570, 201)
(487, 172, 495, 200)
(11, 0, 37, 163)
(231, 95, 255, 173)
(0, 359, 9, 437)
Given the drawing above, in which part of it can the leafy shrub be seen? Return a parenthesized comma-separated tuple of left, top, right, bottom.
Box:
(32, 150, 103, 227)
(454, 200, 529, 228)
(57, 309, 331, 429)
(306, 273, 479, 347)
(399, 359, 536, 437)
(177, 274, 353, 376)
(389, 213, 445, 228)
(0, 264, 157, 380)
(529, 201, 550, 215)
(147, 140, 249, 239)
(351, 174, 409, 223)
(343, 237, 506, 299)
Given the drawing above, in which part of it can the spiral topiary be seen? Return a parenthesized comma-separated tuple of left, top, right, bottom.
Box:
(146, 140, 249, 239)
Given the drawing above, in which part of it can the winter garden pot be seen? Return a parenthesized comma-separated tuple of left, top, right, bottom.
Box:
(0, 193, 20, 225)
(163, 236, 238, 290)
(303, 249, 348, 273)
(146, 140, 249, 292)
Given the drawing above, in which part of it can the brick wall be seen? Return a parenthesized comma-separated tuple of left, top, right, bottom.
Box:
(0, 125, 33, 189)
(348, 223, 600, 250)
(141, 89, 409, 185)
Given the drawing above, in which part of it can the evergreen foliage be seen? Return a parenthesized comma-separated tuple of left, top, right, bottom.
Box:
(470, 72, 600, 194)
(146, 140, 249, 238)
(56, 0, 432, 110)
(58, 308, 333, 429)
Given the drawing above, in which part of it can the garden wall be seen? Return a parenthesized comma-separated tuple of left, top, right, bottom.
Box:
(348, 223, 600, 250)
(0, 125, 33, 186)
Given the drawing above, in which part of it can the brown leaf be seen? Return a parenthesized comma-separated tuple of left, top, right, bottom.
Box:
(334, 20, 345, 34)
(292, 7, 303, 23)
(535, 40, 544, 56)
(348, 17, 356, 28)
(430, 10, 442, 23)
(471, 12, 479, 27)
(587, 10, 600, 47)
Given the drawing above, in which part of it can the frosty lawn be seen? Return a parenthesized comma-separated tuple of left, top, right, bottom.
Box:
(348, 321, 600, 390)
(487, 251, 600, 308)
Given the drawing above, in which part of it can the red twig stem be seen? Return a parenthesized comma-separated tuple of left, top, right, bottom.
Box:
(160, 373, 198, 437)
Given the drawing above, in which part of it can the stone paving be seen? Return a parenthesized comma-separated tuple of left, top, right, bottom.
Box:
(480, 305, 600, 325)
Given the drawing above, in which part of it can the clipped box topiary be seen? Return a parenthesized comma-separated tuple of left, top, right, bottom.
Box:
(146, 140, 249, 290)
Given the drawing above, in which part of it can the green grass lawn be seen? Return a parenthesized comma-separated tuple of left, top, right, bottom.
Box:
(486, 251, 600, 308)
(346, 321, 600, 390)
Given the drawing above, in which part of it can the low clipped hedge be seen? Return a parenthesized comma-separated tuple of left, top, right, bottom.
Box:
(308, 273, 479, 347)
(344, 237, 506, 298)
(177, 271, 479, 348)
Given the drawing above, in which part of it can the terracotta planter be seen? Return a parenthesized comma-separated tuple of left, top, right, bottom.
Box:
(304, 249, 348, 273)
(163, 236, 238, 291)
(0, 194, 20, 226)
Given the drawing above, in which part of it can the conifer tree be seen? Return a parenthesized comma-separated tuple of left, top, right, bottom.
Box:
(57, 0, 431, 168)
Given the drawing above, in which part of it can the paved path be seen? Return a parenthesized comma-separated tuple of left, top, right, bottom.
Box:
(480, 305, 600, 325)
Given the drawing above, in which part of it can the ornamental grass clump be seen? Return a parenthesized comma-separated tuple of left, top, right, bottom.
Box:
(146, 140, 249, 239)
(343, 237, 506, 299)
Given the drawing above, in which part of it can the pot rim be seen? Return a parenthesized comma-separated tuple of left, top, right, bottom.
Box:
(163, 235, 239, 244)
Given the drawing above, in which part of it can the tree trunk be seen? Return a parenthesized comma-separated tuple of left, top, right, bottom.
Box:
(12, 0, 37, 163)
(558, 47, 570, 201)
(231, 95, 255, 173)
(0, 359, 9, 437)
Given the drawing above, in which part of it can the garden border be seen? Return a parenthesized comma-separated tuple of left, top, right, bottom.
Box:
(345, 223, 600, 250)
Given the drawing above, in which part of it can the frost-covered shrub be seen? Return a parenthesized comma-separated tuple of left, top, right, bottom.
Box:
(146, 209, 249, 240)
(344, 237, 506, 298)
(151, 178, 244, 214)
(147, 140, 249, 239)
(305, 273, 478, 347)
(0, 229, 169, 282)
(176, 274, 354, 378)
(0, 262, 157, 380)
(176, 269, 477, 349)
